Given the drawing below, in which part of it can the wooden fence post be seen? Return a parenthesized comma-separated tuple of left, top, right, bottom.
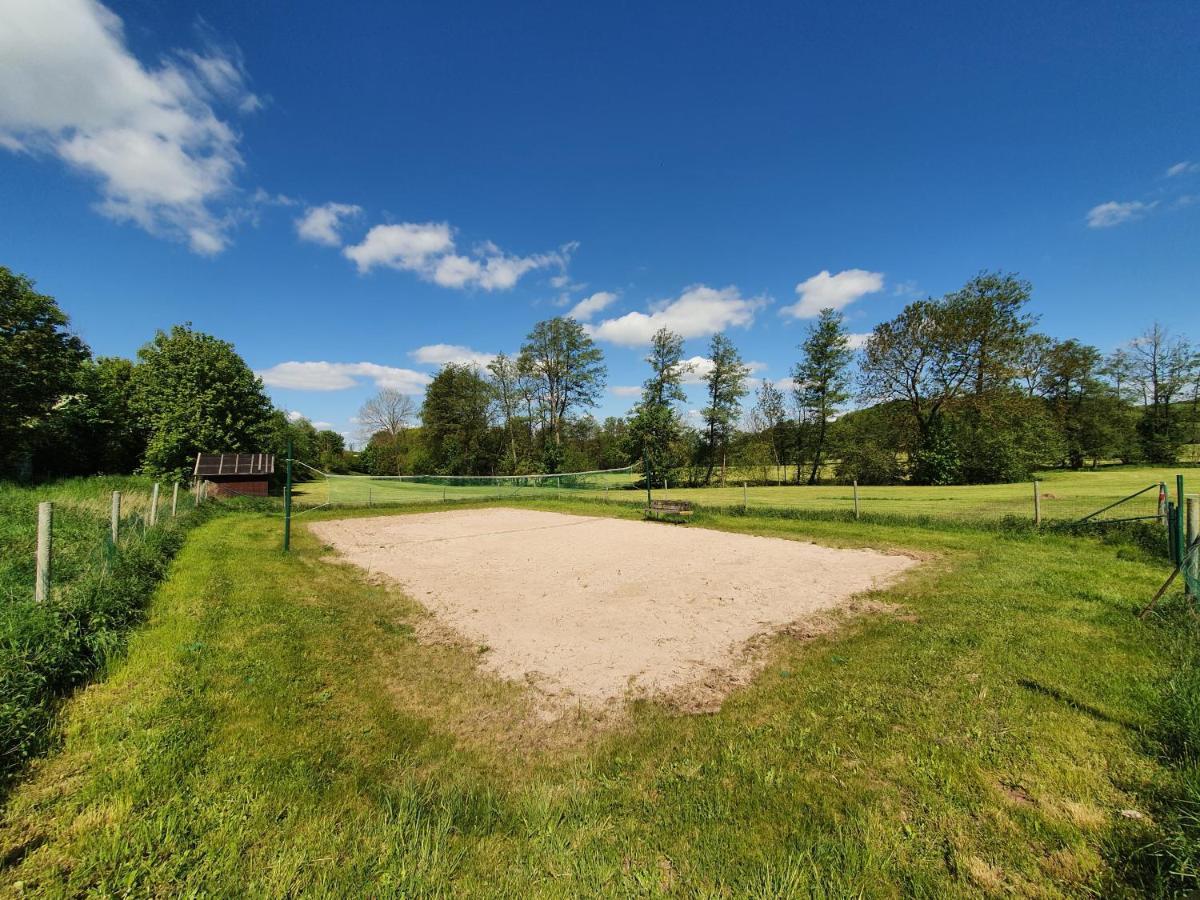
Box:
(171, 482, 179, 518)
(35, 501, 52, 603)
(149, 482, 160, 527)
(1033, 480, 1042, 526)
(853, 480, 860, 520)
(111, 491, 121, 544)
(743, 481, 748, 510)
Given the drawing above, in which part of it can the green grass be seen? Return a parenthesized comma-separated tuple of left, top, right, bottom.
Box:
(292, 465, 1188, 526)
(0, 477, 202, 786)
(0, 497, 1195, 895)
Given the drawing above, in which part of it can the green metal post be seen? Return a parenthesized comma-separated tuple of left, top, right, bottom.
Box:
(1177, 474, 1186, 567)
(283, 438, 293, 552)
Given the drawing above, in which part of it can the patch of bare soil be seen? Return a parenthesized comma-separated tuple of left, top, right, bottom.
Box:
(309, 508, 918, 712)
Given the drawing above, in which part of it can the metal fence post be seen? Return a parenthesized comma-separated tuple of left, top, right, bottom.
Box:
(1177, 475, 1187, 566)
(1187, 496, 1199, 595)
(111, 491, 121, 545)
(35, 501, 52, 603)
(283, 438, 293, 552)
(644, 451, 652, 509)
(1033, 480, 1041, 526)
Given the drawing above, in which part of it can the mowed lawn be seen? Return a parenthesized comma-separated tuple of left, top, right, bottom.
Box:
(0, 499, 1192, 895)
(291, 465, 1189, 524)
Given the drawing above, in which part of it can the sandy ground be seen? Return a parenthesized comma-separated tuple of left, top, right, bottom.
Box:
(309, 508, 917, 709)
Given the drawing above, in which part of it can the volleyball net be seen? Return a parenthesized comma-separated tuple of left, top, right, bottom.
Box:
(317, 465, 638, 507)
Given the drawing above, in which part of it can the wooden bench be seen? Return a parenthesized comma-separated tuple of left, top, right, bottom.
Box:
(648, 498, 694, 519)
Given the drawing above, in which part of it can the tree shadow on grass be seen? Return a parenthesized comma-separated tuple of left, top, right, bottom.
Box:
(1016, 678, 1139, 730)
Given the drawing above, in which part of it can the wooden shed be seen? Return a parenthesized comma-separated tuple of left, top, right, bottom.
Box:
(193, 453, 275, 497)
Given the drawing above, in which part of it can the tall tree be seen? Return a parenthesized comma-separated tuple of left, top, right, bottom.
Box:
(793, 309, 852, 485)
(419, 364, 495, 474)
(487, 352, 523, 470)
(1040, 339, 1104, 469)
(0, 266, 89, 477)
(701, 333, 750, 485)
(1128, 323, 1195, 462)
(626, 328, 688, 486)
(753, 379, 787, 481)
(944, 271, 1035, 397)
(1100, 348, 1134, 403)
(134, 324, 274, 479)
(357, 388, 416, 442)
(518, 317, 606, 468)
(860, 274, 1037, 484)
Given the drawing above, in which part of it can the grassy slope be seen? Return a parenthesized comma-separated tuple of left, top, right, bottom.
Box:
(0, 477, 202, 783)
(293, 465, 1189, 524)
(0, 500, 1189, 896)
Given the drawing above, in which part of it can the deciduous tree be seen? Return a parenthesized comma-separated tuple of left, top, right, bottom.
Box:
(701, 333, 750, 485)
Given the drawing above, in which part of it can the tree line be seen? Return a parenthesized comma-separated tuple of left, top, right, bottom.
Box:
(363, 270, 1200, 485)
(5, 262, 1198, 488)
(0, 266, 348, 483)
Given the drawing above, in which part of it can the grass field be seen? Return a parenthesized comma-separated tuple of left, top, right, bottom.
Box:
(0, 496, 1196, 894)
(291, 465, 1189, 525)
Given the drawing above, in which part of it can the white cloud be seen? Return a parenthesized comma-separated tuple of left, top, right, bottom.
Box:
(342, 222, 570, 292)
(295, 202, 361, 246)
(782, 269, 885, 319)
(773, 377, 798, 392)
(568, 291, 618, 322)
(0, 0, 259, 254)
(610, 385, 642, 397)
(343, 222, 454, 273)
(257, 361, 432, 393)
(409, 344, 495, 368)
(312, 421, 334, 430)
(587, 284, 764, 347)
(677, 355, 767, 385)
(1086, 200, 1156, 228)
(1166, 161, 1199, 177)
(847, 332, 872, 350)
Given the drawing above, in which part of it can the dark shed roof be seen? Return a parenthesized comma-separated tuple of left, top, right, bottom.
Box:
(193, 453, 275, 477)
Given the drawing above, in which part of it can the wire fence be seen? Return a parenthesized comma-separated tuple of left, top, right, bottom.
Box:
(280, 467, 1193, 531)
(1, 479, 200, 605)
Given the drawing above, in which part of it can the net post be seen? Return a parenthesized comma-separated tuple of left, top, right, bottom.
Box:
(1187, 496, 1198, 598)
(644, 451, 652, 511)
(283, 438, 293, 552)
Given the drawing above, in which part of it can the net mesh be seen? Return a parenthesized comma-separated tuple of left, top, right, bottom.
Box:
(1184, 540, 1200, 599)
(324, 466, 637, 506)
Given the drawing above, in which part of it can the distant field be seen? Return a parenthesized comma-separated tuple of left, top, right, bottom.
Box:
(290, 465, 1189, 524)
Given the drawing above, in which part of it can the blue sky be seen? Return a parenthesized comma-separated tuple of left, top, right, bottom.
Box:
(1, 0, 1197, 443)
